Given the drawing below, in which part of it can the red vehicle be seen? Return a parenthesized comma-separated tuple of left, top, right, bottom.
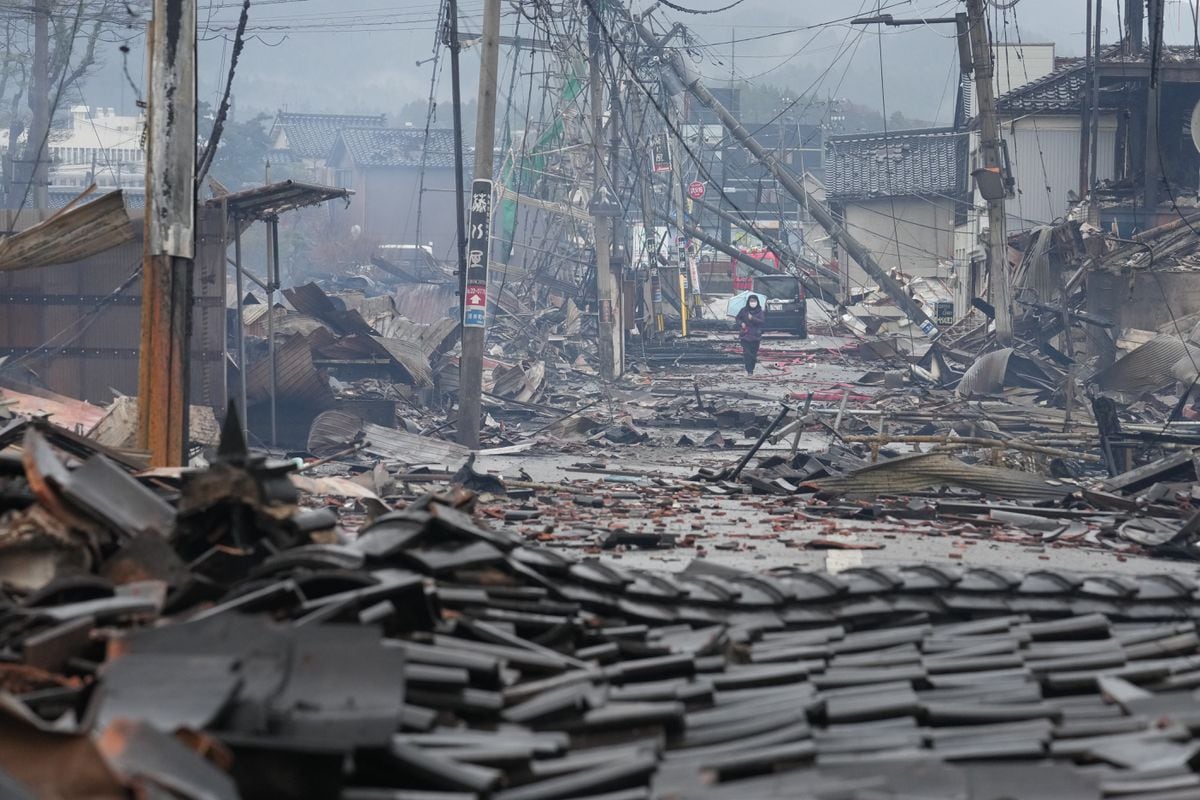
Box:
(732, 248, 780, 291)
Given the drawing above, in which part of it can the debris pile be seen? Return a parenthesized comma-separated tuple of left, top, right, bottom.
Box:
(5, 410, 1200, 798)
(238, 279, 612, 449)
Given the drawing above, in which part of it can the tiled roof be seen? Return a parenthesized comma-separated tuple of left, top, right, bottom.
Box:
(47, 188, 144, 210)
(824, 127, 966, 202)
(332, 127, 460, 169)
(272, 112, 387, 160)
(995, 62, 1121, 115)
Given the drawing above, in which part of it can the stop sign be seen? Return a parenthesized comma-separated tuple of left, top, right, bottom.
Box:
(687, 180, 706, 200)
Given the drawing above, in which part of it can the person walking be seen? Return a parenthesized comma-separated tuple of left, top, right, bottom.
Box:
(736, 294, 765, 375)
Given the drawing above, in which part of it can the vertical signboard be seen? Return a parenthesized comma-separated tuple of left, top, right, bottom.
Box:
(463, 179, 493, 328)
(650, 133, 672, 173)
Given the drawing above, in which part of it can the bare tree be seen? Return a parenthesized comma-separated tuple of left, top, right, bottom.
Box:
(7, 0, 144, 210)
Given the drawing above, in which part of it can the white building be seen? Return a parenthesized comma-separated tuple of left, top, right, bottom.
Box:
(47, 105, 146, 193)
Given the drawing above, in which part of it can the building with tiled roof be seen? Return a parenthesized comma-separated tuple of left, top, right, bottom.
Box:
(825, 127, 967, 203)
(996, 61, 1123, 116)
(269, 112, 387, 175)
(327, 127, 462, 169)
(823, 127, 967, 289)
(326, 127, 466, 260)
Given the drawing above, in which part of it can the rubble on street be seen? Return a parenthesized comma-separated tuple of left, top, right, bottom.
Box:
(3, 406, 1200, 798)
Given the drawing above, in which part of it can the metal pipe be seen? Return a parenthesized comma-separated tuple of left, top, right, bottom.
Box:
(268, 217, 279, 447)
(234, 220, 248, 440)
(730, 404, 790, 480)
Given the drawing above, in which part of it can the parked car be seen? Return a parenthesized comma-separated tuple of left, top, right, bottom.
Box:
(752, 274, 807, 338)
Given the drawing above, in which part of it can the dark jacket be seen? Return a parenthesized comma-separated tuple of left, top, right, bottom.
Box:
(736, 304, 765, 342)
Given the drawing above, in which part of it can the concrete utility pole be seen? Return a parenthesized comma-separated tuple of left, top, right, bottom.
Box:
(457, 0, 500, 449)
(137, 0, 197, 466)
(965, 0, 1014, 345)
(1079, 0, 1093, 200)
(587, 5, 620, 380)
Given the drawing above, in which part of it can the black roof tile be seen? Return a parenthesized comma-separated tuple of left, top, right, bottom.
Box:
(824, 126, 967, 202)
(272, 111, 386, 160)
(332, 126, 460, 168)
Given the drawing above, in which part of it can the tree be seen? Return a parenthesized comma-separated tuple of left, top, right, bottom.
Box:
(13, 0, 141, 209)
(196, 102, 274, 191)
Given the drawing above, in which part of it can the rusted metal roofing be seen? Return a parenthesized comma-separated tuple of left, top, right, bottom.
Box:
(207, 180, 351, 221)
(815, 451, 1074, 501)
(0, 189, 135, 273)
(0, 385, 107, 431)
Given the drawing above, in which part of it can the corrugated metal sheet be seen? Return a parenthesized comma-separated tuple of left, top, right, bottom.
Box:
(283, 282, 374, 336)
(956, 348, 1013, 398)
(308, 409, 469, 465)
(815, 451, 1073, 501)
(393, 284, 459, 325)
(369, 336, 433, 387)
(246, 333, 335, 408)
(0, 208, 226, 408)
(1090, 335, 1193, 394)
(1005, 121, 1116, 229)
(0, 189, 135, 273)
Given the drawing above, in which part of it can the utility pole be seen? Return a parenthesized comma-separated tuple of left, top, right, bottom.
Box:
(27, 0, 49, 211)
(445, 0, 469, 325)
(457, 0, 500, 449)
(1088, 0, 1102, 197)
(1079, 0, 1093, 200)
(632, 27, 936, 333)
(587, 4, 620, 379)
(964, 0, 1014, 345)
(633, 89, 664, 337)
(137, 0, 197, 466)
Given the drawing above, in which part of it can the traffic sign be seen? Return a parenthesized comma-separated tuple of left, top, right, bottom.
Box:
(687, 180, 706, 200)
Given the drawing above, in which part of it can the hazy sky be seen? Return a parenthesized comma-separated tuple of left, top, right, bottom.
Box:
(81, 0, 1200, 126)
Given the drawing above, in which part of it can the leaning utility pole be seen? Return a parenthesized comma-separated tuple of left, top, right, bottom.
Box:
(965, 0, 1013, 345)
(137, 0, 197, 466)
(457, 0, 500, 450)
(630, 21, 935, 332)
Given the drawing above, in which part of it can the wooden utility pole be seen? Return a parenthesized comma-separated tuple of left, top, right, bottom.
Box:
(457, 0, 500, 449)
(587, 5, 620, 379)
(965, 0, 1014, 345)
(137, 0, 196, 466)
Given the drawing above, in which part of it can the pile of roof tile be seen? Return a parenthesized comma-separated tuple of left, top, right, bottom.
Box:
(5, 413, 1200, 798)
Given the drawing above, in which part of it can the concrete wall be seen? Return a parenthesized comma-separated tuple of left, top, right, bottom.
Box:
(841, 196, 957, 290)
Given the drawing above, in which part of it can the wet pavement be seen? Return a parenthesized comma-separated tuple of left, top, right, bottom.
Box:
(472, 321, 1200, 581)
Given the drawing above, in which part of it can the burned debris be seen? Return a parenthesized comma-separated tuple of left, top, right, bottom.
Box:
(4, 412, 1200, 798)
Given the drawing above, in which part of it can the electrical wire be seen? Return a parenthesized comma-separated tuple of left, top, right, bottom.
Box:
(656, 0, 747, 15)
